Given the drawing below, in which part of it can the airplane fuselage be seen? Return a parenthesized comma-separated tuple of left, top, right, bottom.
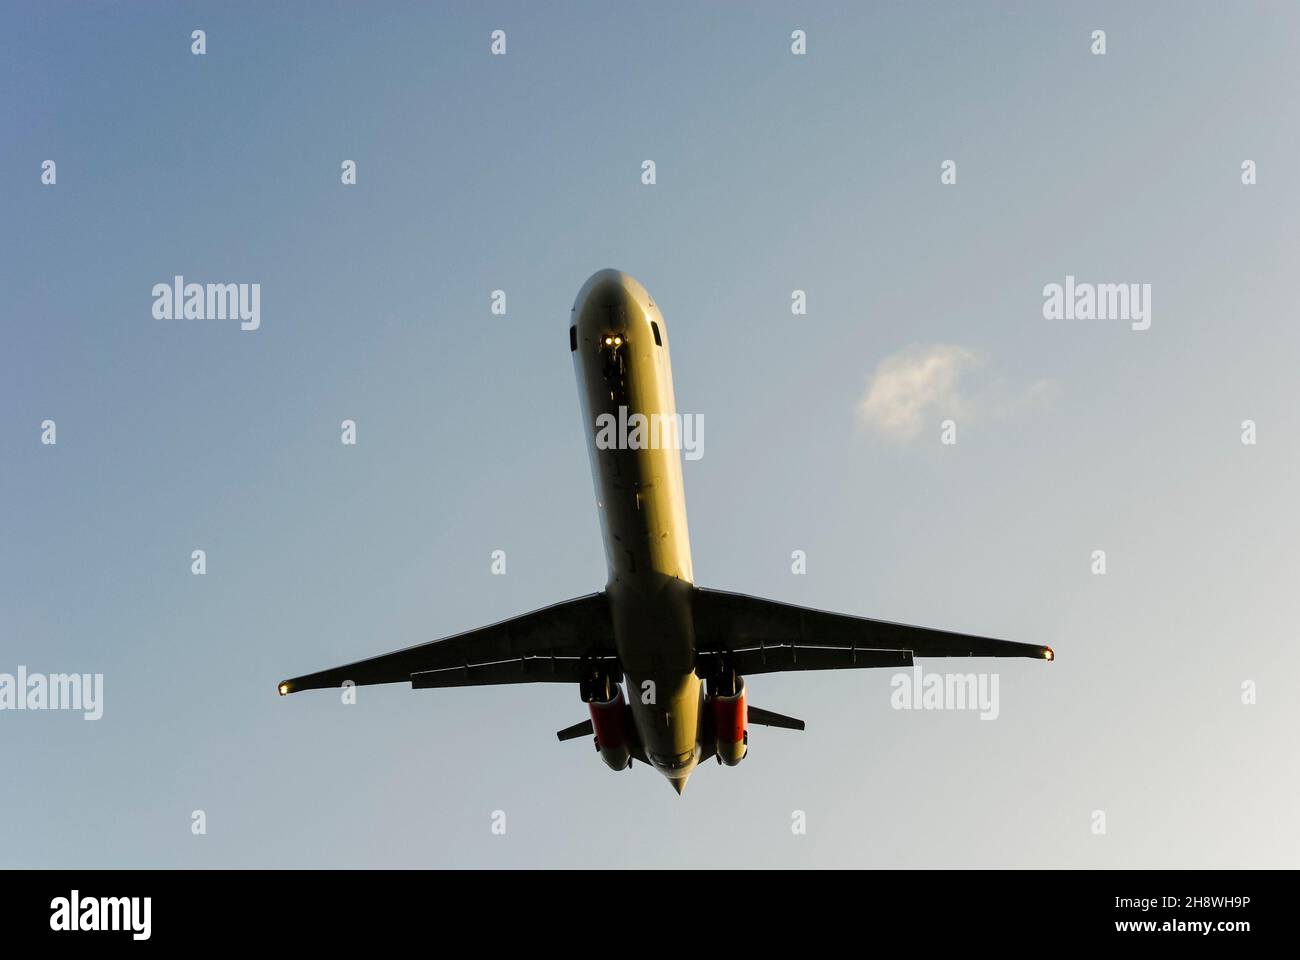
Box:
(571, 270, 703, 788)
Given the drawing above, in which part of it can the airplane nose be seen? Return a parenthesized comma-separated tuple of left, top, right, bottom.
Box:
(571, 269, 655, 334)
(576, 268, 629, 305)
(668, 775, 689, 796)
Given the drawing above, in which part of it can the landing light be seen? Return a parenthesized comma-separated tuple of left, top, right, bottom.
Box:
(1044, 647, 1054, 662)
(278, 682, 290, 696)
(613, 337, 622, 346)
(604, 337, 613, 345)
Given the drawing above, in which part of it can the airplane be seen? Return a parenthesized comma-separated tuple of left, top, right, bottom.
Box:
(278, 269, 1053, 794)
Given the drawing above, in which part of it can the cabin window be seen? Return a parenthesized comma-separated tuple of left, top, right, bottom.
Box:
(650, 321, 662, 346)
(569, 326, 577, 351)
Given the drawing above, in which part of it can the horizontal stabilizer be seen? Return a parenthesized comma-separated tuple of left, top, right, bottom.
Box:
(556, 719, 594, 742)
(748, 706, 805, 731)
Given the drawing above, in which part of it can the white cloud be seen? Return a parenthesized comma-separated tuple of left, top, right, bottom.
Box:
(857, 344, 1056, 441)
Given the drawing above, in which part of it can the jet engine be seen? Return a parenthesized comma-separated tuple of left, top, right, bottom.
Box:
(581, 674, 631, 771)
(708, 672, 748, 766)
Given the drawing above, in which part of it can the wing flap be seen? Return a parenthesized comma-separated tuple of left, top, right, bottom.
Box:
(702, 644, 912, 676)
(411, 655, 618, 689)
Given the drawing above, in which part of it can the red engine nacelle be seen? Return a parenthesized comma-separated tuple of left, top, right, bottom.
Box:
(588, 685, 632, 771)
(711, 676, 748, 766)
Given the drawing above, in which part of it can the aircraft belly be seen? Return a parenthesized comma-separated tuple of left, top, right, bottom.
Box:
(572, 269, 700, 778)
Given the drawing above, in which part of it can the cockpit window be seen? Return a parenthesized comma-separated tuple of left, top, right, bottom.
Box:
(650, 321, 662, 346)
(569, 326, 577, 352)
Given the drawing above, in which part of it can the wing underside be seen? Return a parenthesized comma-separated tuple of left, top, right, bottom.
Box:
(279, 586, 1050, 697)
(278, 592, 617, 695)
(692, 587, 1051, 676)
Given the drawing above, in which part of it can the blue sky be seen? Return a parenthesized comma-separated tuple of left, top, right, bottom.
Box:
(2, 1, 1297, 867)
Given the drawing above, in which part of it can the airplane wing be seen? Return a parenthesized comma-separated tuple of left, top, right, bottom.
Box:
(278, 592, 617, 695)
(692, 587, 1052, 676)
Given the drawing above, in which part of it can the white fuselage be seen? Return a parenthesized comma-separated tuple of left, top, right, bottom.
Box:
(571, 270, 702, 787)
